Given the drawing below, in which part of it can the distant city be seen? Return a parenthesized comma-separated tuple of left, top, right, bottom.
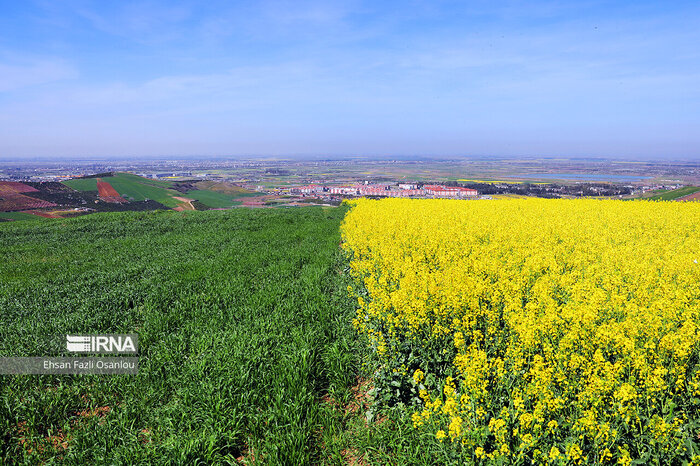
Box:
(2, 156, 699, 185)
(1, 156, 699, 222)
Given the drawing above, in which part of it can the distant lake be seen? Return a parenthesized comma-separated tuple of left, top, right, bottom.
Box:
(525, 173, 651, 182)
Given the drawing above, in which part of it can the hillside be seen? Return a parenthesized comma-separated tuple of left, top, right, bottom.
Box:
(62, 173, 185, 208)
(62, 173, 262, 210)
(0, 173, 263, 221)
(0, 207, 357, 464)
(642, 185, 700, 201)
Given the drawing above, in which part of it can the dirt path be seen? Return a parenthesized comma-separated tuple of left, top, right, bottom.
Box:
(173, 196, 196, 211)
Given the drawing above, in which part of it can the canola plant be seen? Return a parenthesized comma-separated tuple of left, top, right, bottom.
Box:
(341, 198, 700, 464)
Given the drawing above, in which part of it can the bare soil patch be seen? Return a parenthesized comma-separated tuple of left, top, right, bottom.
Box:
(96, 178, 127, 203)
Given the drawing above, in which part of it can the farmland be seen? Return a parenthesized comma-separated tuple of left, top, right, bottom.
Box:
(96, 179, 126, 203)
(3, 196, 700, 464)
(0, 173, 270, 221)
(342, 198, 700, 464)
(679, 191, 700, 202)
(644, 186, 700, 201)
(63, 173, 183, 208)
(183, 189, 242, 208)
(0, 181, 57, 211)
(0, 207, 359, 464)
(60, 173, 264, 211)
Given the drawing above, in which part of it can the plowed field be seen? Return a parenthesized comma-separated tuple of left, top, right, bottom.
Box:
(96, 179, 126, 203)
(0, 182, 39, 194)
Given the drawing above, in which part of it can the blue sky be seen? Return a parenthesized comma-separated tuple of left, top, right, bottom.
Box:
(0, 0, 699, 159)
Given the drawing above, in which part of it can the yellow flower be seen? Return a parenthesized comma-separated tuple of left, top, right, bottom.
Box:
(617, 446, 632, 466)
(449, 416, 463, 441)
(412, 369, 425, 384)
(549, 446, 562, 460)
(341, 198, 700, 462)
(567, 443, 584, 464)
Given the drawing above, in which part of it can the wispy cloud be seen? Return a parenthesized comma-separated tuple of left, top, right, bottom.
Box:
(0, 57, 77, 93)
(0, 0, 698, 157)
(73, 1, 194, 44)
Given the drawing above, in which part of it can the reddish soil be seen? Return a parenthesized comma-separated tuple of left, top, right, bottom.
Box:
(97, 179, 120, 197)
(96, 178, 126, 203)
(678, 191, 700, 202)
(0, 194, 56, 212)
(15, 394, 117, 458)
(16, 420, 69, 456)
(0, 181, 39, 193)
(339, 378, 373, 466)
(139, 428, 152, 445)
(235, 445, 257, 464)
(76, 406, 111, 418)
(341, 448, 369, 466)
(319, 377, 374, 466)
(45, 431, 70, 452)
(345, 377, 373, 416)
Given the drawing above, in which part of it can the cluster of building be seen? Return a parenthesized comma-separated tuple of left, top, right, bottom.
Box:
(290, 183, 478, 199)
(640, 184, 683, 193)
(422, 185, 478, 198)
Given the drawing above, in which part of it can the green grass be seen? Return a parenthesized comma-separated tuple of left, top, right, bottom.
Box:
(123, 174, 175, 189)
(62, 173, 262, 209)
(63, 173, 182, 208)
(0, 207, 359, 464)
(62, 177, 98, 191)
(193, 181, 257, 196)
(184, 189, 242, 208)
(101, 173, 181, 207)
(323, 405, 457, 466)
(0, 212, 45, 222)
(647, 186, 700, 201)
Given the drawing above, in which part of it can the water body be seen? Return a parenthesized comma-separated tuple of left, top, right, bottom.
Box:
(525, 173, 651, 182)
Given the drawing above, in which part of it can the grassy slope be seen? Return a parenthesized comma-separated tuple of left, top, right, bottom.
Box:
(61, 177, 98, 191)
(0, 207, 358, 464)
(647, 186, 700, 201)
(63, 173, 181, 207)
(0, 212, 45, 222)
(105, 174, 181, 207)
(120, 174, 174, 189)
(194, 181, 256, 195)
(62, 174, 261, 209)
(184, 189, 242, 208)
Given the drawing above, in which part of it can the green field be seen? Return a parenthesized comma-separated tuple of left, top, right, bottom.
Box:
(63, 173, 182, 208)
(127, 175, 175, 189)
(184, 189, 243, 208)
(60, 177, 98, 191)
(0, 207, 360, 464)
(0, 212, 44, 222)
(646, 186, 700, 200)
(61, 173, 261, 209)
(193, 181, 257, 196)
(11, 198, 691, 465)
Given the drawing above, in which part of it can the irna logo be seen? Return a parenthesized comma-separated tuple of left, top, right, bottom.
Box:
(66, 334, 138, 354)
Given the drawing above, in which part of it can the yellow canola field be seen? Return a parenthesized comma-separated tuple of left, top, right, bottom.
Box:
(341, 198, 700, 464)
